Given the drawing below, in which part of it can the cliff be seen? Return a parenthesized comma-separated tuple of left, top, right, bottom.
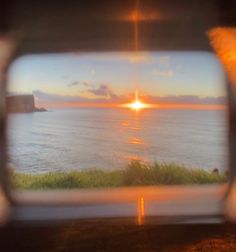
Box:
(6, 95, 46, 113)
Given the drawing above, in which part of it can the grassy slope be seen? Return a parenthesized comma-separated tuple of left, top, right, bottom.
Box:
(11, 161, 227, 190)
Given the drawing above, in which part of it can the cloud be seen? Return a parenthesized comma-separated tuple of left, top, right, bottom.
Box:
(33, 90, 87, 103)
(33, 89, 120, 105)
(151, 55, 175, 77)
(152, 69, 174, 77)
(146, 95, 226, 105)
(126, 53, 151, 63)
(82, 81, 89, 87)
(156, 56, 170, 65)
(67, 81, 90, 87)
(67, 81, 79, 87)
(71, 52, 175, 67)
(72, 52, 152, 64)
(33, 90, 226, 107)
(87, 84, 118, 99)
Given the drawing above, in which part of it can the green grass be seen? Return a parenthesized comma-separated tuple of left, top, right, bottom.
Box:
(11, 161, 227, 190)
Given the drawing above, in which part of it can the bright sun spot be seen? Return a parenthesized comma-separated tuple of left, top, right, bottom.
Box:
(130, 100, 144, 110)
(123, 90, 151, 111)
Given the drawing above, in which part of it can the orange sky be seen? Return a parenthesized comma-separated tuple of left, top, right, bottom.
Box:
(37, 101, 226, 111)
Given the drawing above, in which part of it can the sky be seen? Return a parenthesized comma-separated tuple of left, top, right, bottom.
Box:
(8, 51, 226, 108)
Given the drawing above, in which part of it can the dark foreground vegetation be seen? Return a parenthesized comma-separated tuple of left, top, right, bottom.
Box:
(1, 223, 235, 252)
(11, 161, 227, 190)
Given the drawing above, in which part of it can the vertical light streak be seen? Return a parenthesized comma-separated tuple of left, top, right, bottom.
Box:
(132, 0, 140, 102)
(137, 196, 145, 225)
(135, 89, 138, 101)
(132, 4, 139, 52)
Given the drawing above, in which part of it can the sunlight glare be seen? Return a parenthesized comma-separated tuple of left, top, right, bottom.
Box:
(130, 100, 144, 110)
(123, 90, 151, 111)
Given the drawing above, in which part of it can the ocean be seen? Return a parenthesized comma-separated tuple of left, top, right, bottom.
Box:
(7, 107, 228, 173)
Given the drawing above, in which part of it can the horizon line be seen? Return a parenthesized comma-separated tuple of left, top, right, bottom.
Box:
(36, 102, 226, 111)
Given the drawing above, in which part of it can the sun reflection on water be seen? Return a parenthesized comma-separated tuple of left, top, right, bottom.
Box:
(128, 137, 144, 145)
(121, 113, 144, 146)
(121, 121, 130, 127)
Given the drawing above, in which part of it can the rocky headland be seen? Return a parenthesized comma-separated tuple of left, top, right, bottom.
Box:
(6, 95, 47, 113)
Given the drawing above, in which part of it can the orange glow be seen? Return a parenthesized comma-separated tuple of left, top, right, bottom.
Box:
(137, 197, 145, 225)
(152, 103, 226, 111)
(208, 27, 236, 86)
(132, 1, 140, 51)
(122, 90, 151, 111)
(128, 137, 144, 145)
(36, 101, 226, 111)
(132, 10, 140, 22)
(121, 121, 130, 126)
(35, 102, 121, 109)
(130, 100, 145, 110)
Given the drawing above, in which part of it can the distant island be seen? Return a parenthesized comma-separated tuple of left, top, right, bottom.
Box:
(6, 95, 47, 113)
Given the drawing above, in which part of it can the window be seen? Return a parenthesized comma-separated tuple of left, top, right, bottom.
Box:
(7, 51, 228, 190)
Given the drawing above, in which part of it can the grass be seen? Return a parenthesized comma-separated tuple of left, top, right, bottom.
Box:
(11, 161, 227, 190)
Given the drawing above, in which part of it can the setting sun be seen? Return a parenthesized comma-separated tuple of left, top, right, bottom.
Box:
(130, 100, 145, 110)
(123, 90, 151, 111)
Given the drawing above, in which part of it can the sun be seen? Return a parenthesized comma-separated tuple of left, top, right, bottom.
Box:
(123, 90, 151, 111)
(130, 100, 144, 110)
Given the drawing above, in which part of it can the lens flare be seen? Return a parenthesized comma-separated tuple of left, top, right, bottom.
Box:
(123, 90, 151, 111)
(130, 100, 144, 110)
